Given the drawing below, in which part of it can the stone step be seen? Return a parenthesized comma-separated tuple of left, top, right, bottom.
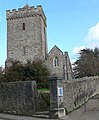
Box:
(32, 111, 49, 118)
(32, 114, 49, 118)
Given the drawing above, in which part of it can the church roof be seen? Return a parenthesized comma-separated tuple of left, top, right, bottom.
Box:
(48, 45, 63, 55)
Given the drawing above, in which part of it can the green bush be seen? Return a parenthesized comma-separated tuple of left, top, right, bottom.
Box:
(0, 60, 50, 88)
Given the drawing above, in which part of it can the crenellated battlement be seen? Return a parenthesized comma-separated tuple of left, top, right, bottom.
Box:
(6, 4, 46, 21)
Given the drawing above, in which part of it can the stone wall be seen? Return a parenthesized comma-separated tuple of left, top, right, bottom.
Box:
(46, 45, 73, 80)
(6, 5, 47, 67)
(47, 45, 64, 78)
(36, 91, 50, 112)
(63, 76, 98, 113)
(0, 81, 50, 116)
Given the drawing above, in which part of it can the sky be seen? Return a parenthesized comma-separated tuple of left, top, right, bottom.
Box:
(0, 0, 99, 67)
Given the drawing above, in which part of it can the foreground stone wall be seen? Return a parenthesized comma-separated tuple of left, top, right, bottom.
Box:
(0, 81, 37, 115)
(63, 76, 98, 113)
(0, 81, 50, 116)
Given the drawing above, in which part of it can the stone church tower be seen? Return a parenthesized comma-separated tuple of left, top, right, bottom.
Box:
(6, 4, 74, 80)
(6, 4, 47, 67)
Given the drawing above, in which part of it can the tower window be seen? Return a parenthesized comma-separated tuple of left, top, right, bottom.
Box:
(53, 56, 59, 67)
(23, 23, 25, 30)
(44, 27, 46, 34)
(23, 47, 26, 55)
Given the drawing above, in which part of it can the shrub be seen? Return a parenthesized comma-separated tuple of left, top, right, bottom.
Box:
(0, 60, 50, 88)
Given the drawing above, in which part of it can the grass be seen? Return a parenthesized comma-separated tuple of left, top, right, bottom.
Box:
(37, 88, 50, 92)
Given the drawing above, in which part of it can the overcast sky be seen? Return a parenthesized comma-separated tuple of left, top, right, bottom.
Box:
(0, 0, 99, 67)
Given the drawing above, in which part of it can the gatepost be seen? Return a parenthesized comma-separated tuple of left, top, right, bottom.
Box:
(49, 76, 65, 119)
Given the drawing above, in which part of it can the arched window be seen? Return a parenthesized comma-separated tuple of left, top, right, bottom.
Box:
(53, 56, 59, 67)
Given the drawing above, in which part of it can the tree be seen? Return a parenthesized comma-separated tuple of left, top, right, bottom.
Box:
(0, 60, 50, 88)
(73, 48, 99, 78)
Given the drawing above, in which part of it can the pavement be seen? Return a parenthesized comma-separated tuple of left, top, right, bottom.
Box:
(0, 94, 99, 120)
(0, 113, 59, 120)
(65, 94, 99, 120)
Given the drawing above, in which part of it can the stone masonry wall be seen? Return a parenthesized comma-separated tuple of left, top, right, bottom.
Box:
(0, 81, 37, 115)
(6, 5, 47, 67)
(0, 81, 49, 116)
(46, 45, 73, 80)
(47, 46, 64, 78)
(63, 76, 98, 113)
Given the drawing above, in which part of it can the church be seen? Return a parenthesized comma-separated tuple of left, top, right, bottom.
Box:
(6, 4, 73, 80)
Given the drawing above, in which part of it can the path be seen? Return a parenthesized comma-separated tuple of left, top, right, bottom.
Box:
(64, 94, 99, 120)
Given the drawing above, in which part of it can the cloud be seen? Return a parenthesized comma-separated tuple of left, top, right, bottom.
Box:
(71, 45, 86, 63)
(85, 23, 99, 41)
(73, 45, 86, 55)
(87, 41, 99, 48)
(71, 22, 99, 63)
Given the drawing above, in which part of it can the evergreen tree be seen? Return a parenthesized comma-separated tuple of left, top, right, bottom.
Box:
(73, 48, 99, 78)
